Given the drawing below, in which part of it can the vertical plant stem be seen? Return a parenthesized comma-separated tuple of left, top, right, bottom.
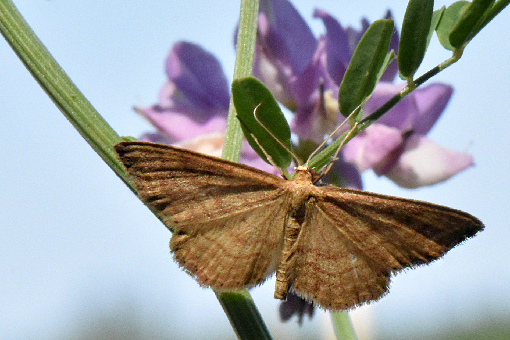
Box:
(332, 312, 358, 340)
(221, 0, 259, 162)
(216, 1, 273, 339)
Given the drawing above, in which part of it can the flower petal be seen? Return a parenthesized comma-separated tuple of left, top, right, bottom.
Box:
(410, 83, 453, 135)
(384, 135, 474, 188)
(253, 0, 319, 109)
(173, 133, 278, 174)
(137, 105, 227, 142)
(326, 155, 364, 190)
(364, 82, 453, 135)
(136, 42, 230, 142)
(174, 132, 226, 158)
(165, 41, 230, 111)
(313, 8, 351, 83)
(343, 124, 404, 172)
(289, 39, 341, 141)
(279, 291, 314, 325)
(257, 0, 317, 75)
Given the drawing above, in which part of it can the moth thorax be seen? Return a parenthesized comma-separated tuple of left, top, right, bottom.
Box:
(293, 167, 314, 182)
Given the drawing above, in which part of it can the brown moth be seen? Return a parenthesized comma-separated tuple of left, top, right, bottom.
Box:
(114, 141, 483, 310)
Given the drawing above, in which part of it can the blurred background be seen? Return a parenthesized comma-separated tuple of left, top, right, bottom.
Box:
(1, 0, 509, 339)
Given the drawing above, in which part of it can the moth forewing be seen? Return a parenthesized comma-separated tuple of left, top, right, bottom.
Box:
(114, 141, 484, 311)
(115, 141, 289, 288)
(316, 186, 483, 268)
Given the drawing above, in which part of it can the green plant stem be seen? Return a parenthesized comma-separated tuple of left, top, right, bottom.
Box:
(216, 291, 272, 340)
(332, 312, 358, 340)
(221, 0, 259, 162)
(216, 1, 273, 339)
(358, 53, 458, 130)
(0, 0, 130, 186)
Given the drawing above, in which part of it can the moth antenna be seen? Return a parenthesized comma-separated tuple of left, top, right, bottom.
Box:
(248, 130, 287, 178)
(237, 113, 288, 177)
(304, 100, 365, 173)
(253, 103, 303, 166)
(318, 120, 359, 180)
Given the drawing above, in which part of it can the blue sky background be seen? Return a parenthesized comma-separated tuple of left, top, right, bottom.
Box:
(1, 1, 509, 339)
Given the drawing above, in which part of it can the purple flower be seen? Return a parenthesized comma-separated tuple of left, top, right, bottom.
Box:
(136, 41, 274, 173)
(279, 291, 314, 325)
(252, 0, 474, 323)
(254, 0, 473, 189)
(139, 41, 229, 143)
(342, 82, 473, 188)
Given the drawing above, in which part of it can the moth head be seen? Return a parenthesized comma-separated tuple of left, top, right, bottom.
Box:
(292, 166, 322, 184)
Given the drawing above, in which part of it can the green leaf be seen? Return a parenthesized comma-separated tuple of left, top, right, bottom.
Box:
(426, 7, 445, 49)
(449, 0, 495, 48)
(398, 0, 434, 79)
(339, 19, 394, 118)
(475, 0, 510, 37)
(377, 50, 396, 83)
(232, 77, 292, 169)
(436, 1, 471, 50)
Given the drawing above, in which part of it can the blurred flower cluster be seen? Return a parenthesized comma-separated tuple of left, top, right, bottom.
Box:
(134, 0, 474, 322)
(138, 0, 472, 190)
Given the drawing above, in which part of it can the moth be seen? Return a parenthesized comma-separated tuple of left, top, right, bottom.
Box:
(114, 141, 483, 310)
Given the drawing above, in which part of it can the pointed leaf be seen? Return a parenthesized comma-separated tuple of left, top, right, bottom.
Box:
(427, 7, 445, 49)
(377, 50, 396, 84)
(449, 0, 495, 48)
(398, 0, 434, 79)
(339, 19, 394, 118)
(232, 77, 292, 169)
(436, 1, 470, 50)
